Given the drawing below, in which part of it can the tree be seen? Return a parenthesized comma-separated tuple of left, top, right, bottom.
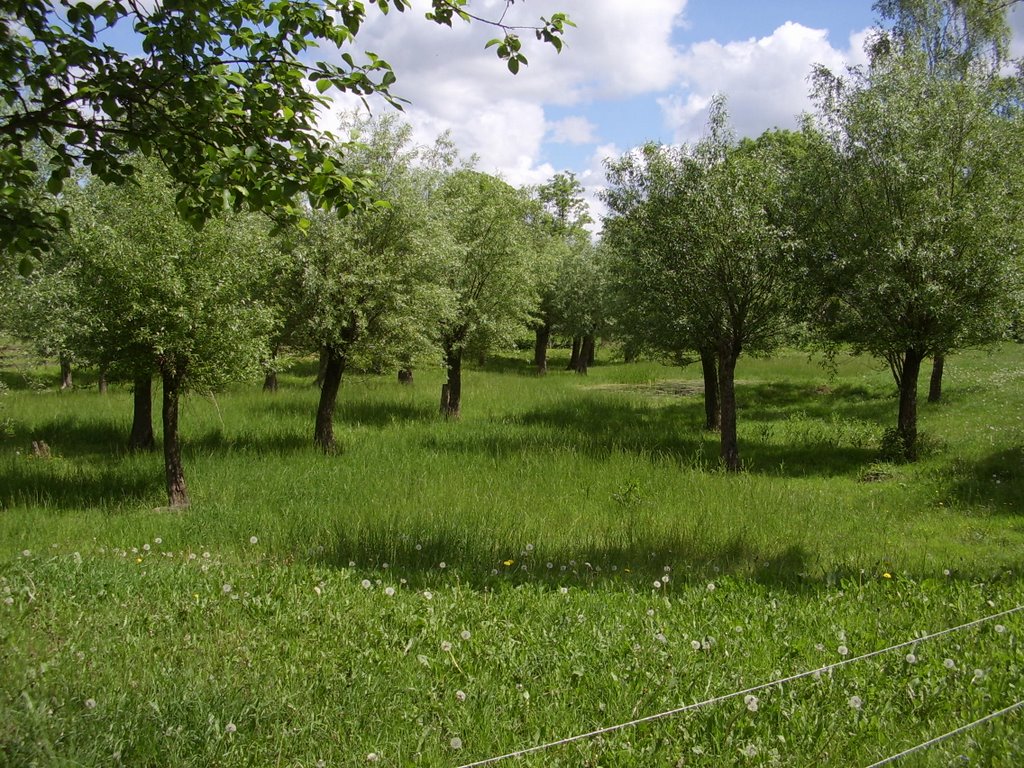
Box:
(434, 171, 538, 418)
(1, 0, 572, 257)
(298, 116, 452, 451)
(805, 45, 1024, 460)
(604, 99, 797, 470)
(530, 172, 593, 374)
(67, 160, 275, 506)
(873, 0, 1019, 399)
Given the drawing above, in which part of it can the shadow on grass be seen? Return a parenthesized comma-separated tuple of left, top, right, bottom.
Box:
(424, 394, 880, 478)
(945, 447, 1024, 515)
(259, 397, 438, 428)
(0, 458, 160, 511)
(0, 416, 128, 458)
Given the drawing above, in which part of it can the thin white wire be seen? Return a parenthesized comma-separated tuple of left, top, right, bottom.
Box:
(863, 700, 1024, 768)
(455, 604, 1023, 768)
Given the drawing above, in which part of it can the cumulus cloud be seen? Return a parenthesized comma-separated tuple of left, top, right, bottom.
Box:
(316, 0, 688, 188)
(660, 22, 871, 143)
(548, 116, 598, 144)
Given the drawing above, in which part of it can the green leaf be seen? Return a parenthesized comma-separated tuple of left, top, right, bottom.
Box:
(315, 79, 332, 94)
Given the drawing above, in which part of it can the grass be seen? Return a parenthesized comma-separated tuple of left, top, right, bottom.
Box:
(1, 344, 1023, 766)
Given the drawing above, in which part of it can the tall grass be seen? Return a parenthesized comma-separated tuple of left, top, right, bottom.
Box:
(2, 345, 1023, 765)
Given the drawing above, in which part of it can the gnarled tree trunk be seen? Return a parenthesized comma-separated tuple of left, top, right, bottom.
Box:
(928, 354, 944, 404)
(314, 346, 345, 452)
(129, 376, 156, 452)
(441, 345, 462, 419)
(897, 348, 925, 461)
(161, 365, 189, 508)
(575, 334, 594, 375)
(98, 364, 108, 394)
(315, 345, 329, 388)
(59, 355, 72, 390)
(718, 343, 740, 472)
(533, 323, 551, 375)
(700, 347, 720, 431)
(586, 334, 596, 366)
(567, 336, 582, 370)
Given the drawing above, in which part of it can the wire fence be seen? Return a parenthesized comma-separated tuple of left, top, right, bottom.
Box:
(455, 604, 1023, 768)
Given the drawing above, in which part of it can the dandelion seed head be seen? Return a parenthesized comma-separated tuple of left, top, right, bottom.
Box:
(366, 753, 379, 763)
(455, 690, 466, 702)
(225, 722, 237, 734)
(744, 694, 758, 712)
(559, 586, 568, 594)
(4, 596, 13, 606)
(383, 586, 394, 597)
(423, 591, 433, 600)
(222, 584, 232, 594)
(460, 630, 471, 641)
(154, 538, 162, 545)
(21, 550, 30, 558)
(906, 653, 917, 664)
(84, 698, 96, 709)
(655, 632, 667, 644)
(653, 580, 661, 589)
(848, 695, 862, 710)
(439, 562, 446, 569)
(974, 668, 985, 680)
(525, 543, 534, 552)
(450, 737, 462, 750)
(249, 536, 258, 545)
(995, 624, 1007, 634)
(202, 551, 210, 559)
(143, 544, 151, 552)
(440, 641, 452, 652)
(706, 582, 716, 592)
(691, 640, 702, 650)
(838, 645, 849, 657)
(361, 579, 372, 589)
(944, 658, 956, 669)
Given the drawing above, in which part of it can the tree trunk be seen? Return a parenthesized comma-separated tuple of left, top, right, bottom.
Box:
(161, 366, 189, 508)
(700, 347, 720, 431)
(897, 348, 925, 461)
(129, 376, 156, 452)
(575, 335, 594, 375)
(398, 368, 414, 385)
(718, 347, 740, 472)
(315, 345, 329, 388)
(314, 347, 345, 452)
(441, 346, 462, 419)
(533, 323, 551, 375)
(98, 365, 108, 394)
(567, 336, 582, 370)
(928, 354, 944, 404)
(263, 370, 279, 392)
(586, 334, 596, 366)
(59, 355, 72, 390)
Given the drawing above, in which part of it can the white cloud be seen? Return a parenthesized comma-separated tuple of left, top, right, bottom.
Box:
(660, 22, 870, 143)
(548, 116, 598, 144)
(316, 0, 688, 190)
(1010, 4, 1024, 59)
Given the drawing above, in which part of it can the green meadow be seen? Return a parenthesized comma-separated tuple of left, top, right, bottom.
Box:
(1, 344, 1022, 767)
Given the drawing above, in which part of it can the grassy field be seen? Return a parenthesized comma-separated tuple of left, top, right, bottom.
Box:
(1, 344, 1022, 766)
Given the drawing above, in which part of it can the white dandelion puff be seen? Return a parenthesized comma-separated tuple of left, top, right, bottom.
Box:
(744, 694, 758, 712)
(384, 587, 395, 597)
(848, 695, 862, 710)
(995, 624, 1007, 634)
(225, 722, 237, 734)
(440, 641, 452, 652)
(361, 579, 372, 589)
(691, 640, 702, 651)
(222, 584, 232, 594)
(460, 630, 471, 641)
(423, 591, 433, 600)
(455, 690, 466, 702)
(944, 658, 956, 669)
(905, 653, 917, 664)
(249, 536, 258, 545)
(838, 645, 849, 657)
(450, 737, 463, 750)
(84, 698, 97, 709)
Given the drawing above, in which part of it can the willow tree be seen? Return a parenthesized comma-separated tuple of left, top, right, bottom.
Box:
(434, 171, 538, 418)
(604, 101, 797, 470)
(68, 161, 275, 506)
(805, 44, 1023, 460)
(300, 117, 452, 451)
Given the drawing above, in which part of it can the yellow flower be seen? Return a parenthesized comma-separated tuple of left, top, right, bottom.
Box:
(883, 573, 892, 579)
(136, 557, 143, 563)
(502, 559, 514, 566)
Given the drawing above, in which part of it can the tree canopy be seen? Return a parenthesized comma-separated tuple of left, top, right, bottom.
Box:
(0, 0, 572, 256)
